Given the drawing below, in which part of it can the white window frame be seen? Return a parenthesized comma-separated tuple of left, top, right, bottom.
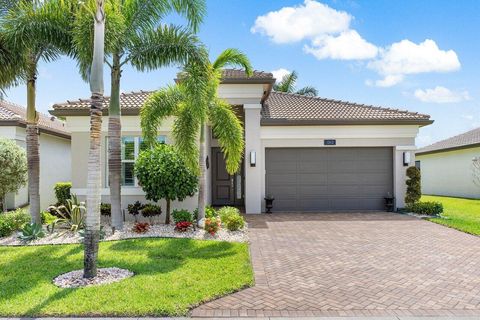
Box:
(106, 135, 166, 188)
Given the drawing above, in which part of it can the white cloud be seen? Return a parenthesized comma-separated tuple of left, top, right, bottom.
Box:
(414, 86, 470, 103)
(271, 68, 291, 82)
(251, 0, 351, 44)
(303, 30, 378, 60)
(462, 114, 474, 120)
(368, 39, 461, 86)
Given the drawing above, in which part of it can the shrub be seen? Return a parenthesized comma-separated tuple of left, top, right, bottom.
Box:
(0, 209, 30, 237)
(127, 201, 145, 222)
(406, 201, 444, 216)
(175, 221, 192, 232)
(18, 223, 45, 242)
(54, 182, 72, 206)
(205, 217, 221, 236)
(172, 209, 193, 224)
(0, 138, 27, 210)
(135, 144, 198, 224)
(218, 206, 245, 231)
(132, 222, 150, 233)
(193, 206, 217, 221)
(142, 204, 162, 224)
(41, 211, 57, 225)
(100, 203, 111, 216)
(405, 166, 421, 205)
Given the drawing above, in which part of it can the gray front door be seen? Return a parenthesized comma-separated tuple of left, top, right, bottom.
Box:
(265, 147, 393, 212)
(212, 148, 244, 206)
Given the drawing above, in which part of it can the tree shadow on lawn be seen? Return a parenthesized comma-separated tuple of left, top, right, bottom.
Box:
(0, 238, 241, 316)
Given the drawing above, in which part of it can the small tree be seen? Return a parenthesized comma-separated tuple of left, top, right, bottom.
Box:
(0, 138, 27, 212)
(405, 166, 421, 205)
(135, 144, 198, 224)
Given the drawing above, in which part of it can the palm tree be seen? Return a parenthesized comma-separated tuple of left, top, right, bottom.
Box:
(73, 0, 205, 231)
(141, 48, 252, 223)
(0, 0, 74, 223)
(83, 0, 105, 279)
(273, 70, 318, 97)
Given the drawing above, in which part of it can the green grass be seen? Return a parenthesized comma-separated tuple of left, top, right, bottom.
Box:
(423, 195, 480, 236)
(0, 238, 253, 317)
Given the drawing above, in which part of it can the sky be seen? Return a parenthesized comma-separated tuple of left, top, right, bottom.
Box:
(3, 0, 480, 147)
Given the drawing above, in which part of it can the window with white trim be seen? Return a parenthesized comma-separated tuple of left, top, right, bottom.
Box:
(108, 136, 166, 187)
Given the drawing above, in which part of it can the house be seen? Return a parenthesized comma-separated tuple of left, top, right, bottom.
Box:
(0, 99, 71, 210)
(50, 69, 432, 214)
(416, 127, 480, 199)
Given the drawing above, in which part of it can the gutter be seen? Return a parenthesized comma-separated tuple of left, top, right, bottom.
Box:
(260, 119, 434, 127)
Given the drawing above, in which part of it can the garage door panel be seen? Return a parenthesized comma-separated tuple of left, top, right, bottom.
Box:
(265, 147, 393, 212)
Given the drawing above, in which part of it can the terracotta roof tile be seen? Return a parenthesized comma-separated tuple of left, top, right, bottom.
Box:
(0, 99, 70, 137)
(262, 91, 432, 124)
(416, 127, 480, 155)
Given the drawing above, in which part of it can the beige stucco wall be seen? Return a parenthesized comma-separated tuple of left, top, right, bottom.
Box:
(416, 147, 480, 199)
(1, 126, 71, 210)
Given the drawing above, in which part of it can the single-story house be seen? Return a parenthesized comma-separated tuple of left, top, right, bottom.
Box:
(50, 69, 432, 214)
(416, 127, 480, 199)
(0, 99, 71, 210)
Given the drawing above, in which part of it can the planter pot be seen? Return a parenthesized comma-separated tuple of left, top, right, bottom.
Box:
(264, 197, 274, 214)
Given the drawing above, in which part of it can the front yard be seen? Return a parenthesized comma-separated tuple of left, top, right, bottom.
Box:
(423, 195, 480, 236)
(0, 238, 253, 317)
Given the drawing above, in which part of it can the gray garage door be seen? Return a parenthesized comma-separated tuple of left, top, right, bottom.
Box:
(265, 147, 393, 212)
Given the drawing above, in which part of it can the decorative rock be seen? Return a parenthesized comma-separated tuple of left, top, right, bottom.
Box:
(53, 267, 134, 288)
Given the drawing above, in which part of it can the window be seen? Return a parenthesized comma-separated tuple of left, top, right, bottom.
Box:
(109, 136, 166, 187)
(415, 160, 421, 170)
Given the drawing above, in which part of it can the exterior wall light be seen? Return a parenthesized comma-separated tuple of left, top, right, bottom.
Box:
(250, 151, 256, 167)
(403, 151, 411, 167)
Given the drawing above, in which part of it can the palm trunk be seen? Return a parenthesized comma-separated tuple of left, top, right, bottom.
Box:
(26, 61, 40, 224)
(197, 122, 206, 224)
(108, 53, 122, 231)
(84, 0, 105, 279)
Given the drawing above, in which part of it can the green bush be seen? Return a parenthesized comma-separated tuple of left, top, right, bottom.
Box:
(405, 166, 421, 205)
(406, 201, 443, 215)
(41, 211, 57, 225)
(54, 182, 72, 206)
(0, 209, 30, 237)
(0, 138, 27, 210)
(218, 206, 245, 231)
(193, 206, 217, 221)
(100, 203, 111, 216)
(142, 204, 162, 224)
(172, 209, 193, 224)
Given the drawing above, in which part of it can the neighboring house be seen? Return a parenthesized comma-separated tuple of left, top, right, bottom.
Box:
(0, 100, 71, 210)
(50, 69, 432, 214)
(416, 127, 480, 199)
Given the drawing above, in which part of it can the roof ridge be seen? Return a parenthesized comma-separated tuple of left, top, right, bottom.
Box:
(270, 91, 429, 118)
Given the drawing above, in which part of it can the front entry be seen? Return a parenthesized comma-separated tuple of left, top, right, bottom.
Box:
(211, 147, 244, 206)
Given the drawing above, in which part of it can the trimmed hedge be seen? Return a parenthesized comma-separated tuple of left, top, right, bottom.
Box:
(406, 201, 443, 216)
(54, 182, 72, 206)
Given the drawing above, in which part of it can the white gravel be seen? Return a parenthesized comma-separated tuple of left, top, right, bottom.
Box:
(53, 267, 134, 288)
(0, 221, 248, 246)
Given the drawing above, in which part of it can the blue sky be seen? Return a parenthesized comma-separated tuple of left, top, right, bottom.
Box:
(4, 0, 480, 147)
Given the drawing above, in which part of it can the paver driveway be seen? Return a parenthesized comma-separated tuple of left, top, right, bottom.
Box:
(192, 212, 480, 318)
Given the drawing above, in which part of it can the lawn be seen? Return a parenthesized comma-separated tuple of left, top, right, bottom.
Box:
(0, 238, 253, 317)
(423, 195, 480, 236)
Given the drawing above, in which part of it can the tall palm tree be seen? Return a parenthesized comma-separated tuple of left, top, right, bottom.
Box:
(0, 0, 74, 223)
(84, 0, 105, 279)
(273, 70, 318, 97)
(73, 0, 205, 231)
(141, 48, 252, 223)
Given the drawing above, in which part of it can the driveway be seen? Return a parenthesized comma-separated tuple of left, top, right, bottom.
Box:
(192, 212, 480, 317)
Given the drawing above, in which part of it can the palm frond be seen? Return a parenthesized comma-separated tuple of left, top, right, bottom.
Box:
(209, 99, 244, 174)
(140, 85, 183, 147)
(273, 70, 298, 93)
(296, 86, 318, 97)
(212, 48, 252, 76)
(0, 32, 27, 91)
(169, 0, 206, 33)
(128, 24, 202, 72)
(172, 103, 200, 173)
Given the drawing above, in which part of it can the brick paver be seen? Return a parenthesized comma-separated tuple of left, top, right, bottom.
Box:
(192, 212, 480, 317)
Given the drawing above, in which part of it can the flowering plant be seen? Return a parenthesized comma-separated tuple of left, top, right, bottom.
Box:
(204, 217, 221, 235)
(132, 222, 150, 233)
(175, 221, 192, 232)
